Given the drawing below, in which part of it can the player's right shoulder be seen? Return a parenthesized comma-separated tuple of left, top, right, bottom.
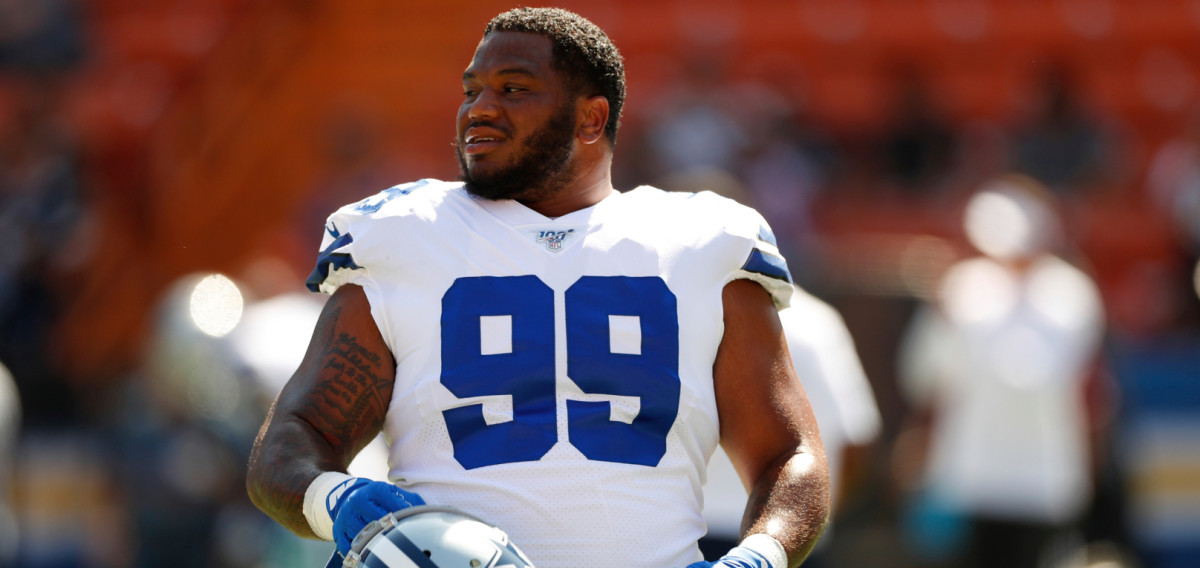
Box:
(308, 179, 461, 294)
(333, 178, 460, 219)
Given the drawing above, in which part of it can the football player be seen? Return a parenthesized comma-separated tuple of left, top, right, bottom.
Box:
(246, 8, 830, 568)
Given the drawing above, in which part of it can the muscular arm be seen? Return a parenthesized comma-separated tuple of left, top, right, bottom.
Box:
(715, 280, 831, 567)
(246, 284, 396, 538)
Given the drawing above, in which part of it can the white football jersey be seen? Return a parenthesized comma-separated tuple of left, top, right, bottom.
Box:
(308, 179, 791, 568)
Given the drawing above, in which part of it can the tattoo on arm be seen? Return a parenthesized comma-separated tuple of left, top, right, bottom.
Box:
(308, 327, 392, 455)
(246, 288, 396, 538)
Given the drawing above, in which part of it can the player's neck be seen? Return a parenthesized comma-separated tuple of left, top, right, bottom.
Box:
(522, 157, 615, 218)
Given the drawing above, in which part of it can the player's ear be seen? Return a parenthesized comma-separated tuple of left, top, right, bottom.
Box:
(577, 95, 609, 145)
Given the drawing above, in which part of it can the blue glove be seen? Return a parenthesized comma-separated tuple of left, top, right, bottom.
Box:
(329, 479, 424, 555)
(685, 543, 778, 568)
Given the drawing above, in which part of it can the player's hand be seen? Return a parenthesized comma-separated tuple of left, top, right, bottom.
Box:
(328, 478, 425, 555)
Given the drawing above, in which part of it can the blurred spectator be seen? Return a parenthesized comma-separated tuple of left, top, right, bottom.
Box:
(102, 272, 336, 567)
(0, 0, 83, 71)
(1146, 103, 1200, 261)
(942, 120, 1012, 205)
(297, 100, 403, 251)
(1106, 321, 1200, 568)
(703, 285, 882, 564)
(897, 175, 1106, 568)
(1108, 104, 1200, 566)
(0, 79, 86, 424)
(639, 61, 839, 277)
(874, 64, 957, 195)
(101, 274, 254, 568)
(1010, 62, 1116, 195)
(12, 432, 128, 568)
(642, 53, 749, 180)
(0, 361, 17, 567)
(740, 96, 841, 282)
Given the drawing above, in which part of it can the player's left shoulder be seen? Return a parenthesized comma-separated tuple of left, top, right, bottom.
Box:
(623, 185, 769, 237)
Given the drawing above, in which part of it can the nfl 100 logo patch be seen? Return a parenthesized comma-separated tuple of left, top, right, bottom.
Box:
(535, 228, 574, 252)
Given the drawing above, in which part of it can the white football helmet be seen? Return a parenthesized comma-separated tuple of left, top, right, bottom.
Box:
(343, 506, 536, 568)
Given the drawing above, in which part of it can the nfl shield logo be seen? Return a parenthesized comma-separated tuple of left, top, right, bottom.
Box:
(535, 229, 574, 252)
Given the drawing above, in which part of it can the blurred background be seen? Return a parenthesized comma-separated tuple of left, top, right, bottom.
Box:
(1, 0, 1199, 566)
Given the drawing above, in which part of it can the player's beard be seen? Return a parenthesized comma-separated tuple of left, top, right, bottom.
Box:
(457, 101, 577, 203)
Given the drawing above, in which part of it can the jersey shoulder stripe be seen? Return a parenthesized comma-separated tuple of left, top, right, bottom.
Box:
(741, 248, 791, 283)
(622, 186, 793, 308)
(305, 230, 362, 292)
(307, 179, 460, 294)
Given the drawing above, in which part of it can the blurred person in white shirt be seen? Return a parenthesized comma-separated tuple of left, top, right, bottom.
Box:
(898, 174, 1105, 568)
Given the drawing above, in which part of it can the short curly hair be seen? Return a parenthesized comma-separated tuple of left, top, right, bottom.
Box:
(485, 7, 626, 146)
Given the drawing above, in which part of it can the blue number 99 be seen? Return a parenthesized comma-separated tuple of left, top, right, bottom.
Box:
(440, 275, 680, 469)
